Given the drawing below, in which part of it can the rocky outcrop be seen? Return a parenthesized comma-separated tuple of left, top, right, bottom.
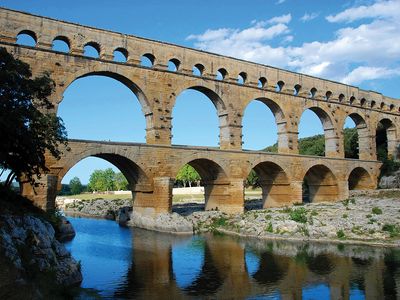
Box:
(56, 216, 76, 241)
(379, 170, 400, 189)
(0, 214, 82, 296)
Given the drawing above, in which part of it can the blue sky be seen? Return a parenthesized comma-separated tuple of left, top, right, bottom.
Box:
(2, 0, 399, 184)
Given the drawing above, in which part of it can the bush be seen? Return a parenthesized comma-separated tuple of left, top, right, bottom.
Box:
(290, 207, 307, 223)
(337, 230, 346, 239)
(382, 224, 400, 238)
(372, 207, 383, 215)
(266, 222, 273, 233)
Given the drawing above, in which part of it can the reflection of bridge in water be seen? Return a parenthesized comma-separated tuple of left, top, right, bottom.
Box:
(112, 229, 400, 299)
(1, 8, 399, 214)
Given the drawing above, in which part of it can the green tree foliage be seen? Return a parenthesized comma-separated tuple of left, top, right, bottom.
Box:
(114, 172, 129, 190)
(0, 47, 67, 187)
(176, 164, 201, 187)
(69, 176, 83, 195)
(343, 128, 359, 159)
(245, 169, 259, 188)
(87, 169, 129, 192)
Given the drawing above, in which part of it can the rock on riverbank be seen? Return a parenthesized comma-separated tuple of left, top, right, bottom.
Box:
(0, 214, 82, 297)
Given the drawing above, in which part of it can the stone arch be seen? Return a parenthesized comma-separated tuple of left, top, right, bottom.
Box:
(16, 29, 37, 46)
(302, 164, 338, 203)
(241, 97, 290, 152)
(348, 167, 374, 190)
(300, 106, 339, 157)
(57, 69, 153, 142)
(251, 161, 291, 207)
(376, 117, 398, 160)
(171, 85, 226, 147)
(174, 158, 229, 211)
(342, 112, 370, 160)
(113, 47, 128, 62)
(52, 35, 71, 52)
(83, 41, 101, 57)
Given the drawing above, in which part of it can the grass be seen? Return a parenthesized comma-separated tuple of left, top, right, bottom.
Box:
(382, 224, 400, 238)
(289, 207, 308, 223)
(372, 207, 383, 215)
(337, 230, 346, 239)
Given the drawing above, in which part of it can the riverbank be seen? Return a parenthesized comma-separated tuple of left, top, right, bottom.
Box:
(57, 189, 400, 247)
(0, 187, 82, 298)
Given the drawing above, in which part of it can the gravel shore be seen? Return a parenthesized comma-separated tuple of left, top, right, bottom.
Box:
(57, 189, 400, 246)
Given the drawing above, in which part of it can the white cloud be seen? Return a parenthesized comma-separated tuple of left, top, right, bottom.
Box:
(342, 66, 400, 85)
(276, 0, 286, 4)
(326, 0, 400, 23)
(267, 14, 292, 24)
(300, 12, 319, 22)
(186, 0, 400, 87)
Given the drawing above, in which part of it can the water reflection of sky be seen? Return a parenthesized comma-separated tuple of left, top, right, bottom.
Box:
(172, 236, 205, 289)
(64, 217, 132, 297)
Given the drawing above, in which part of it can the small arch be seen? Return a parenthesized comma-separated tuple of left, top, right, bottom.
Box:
(310, 87, 317, 99)
(389, 104, 395, 111)
(294, 84, 301, 96)
(276, 81, 284, 92)
(371, 101, 376, 109)
(52, 36, 70, 53)
(338, 94, 345, 102)
(348, 167, 374, 190)
(360, 98, 366, 107)
(325, 91, 332, 101)
(380, 102, 385, 110)
(84, 42, 101, 58)
(16, 30, 37, 47)
(303, 164, 338, 203)
(349, 96, 356, 105)
(237, 72, 247, 85)
(216, 68, 228, 80)
(113, 47, 128, 63)
(140, 53, 155, 67)
(192, 63, 204, 76)
(258, 77, 267, 88)
(168, 58, 180, 72)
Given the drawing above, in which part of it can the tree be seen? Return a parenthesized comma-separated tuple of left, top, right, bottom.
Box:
(0, 47, 67, 187)
(176, 164, 201, 187)
(88, 168, 116, 192)
(69, 177, 83, 195)
(114, 172, 129, 190)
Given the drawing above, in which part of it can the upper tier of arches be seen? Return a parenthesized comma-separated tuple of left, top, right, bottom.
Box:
(2, 6, 398, 115)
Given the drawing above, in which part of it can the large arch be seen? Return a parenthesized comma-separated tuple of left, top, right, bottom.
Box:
(303, 164, 338, 203)
(299, 106, 339, 157)
(342, 113, 369, 160)
(242, 98, 287, 151)
(57, 71, 149, 143)
(251, 161, 291, 208)
(172, 86, 226, 148)
(376, 118, 398, 160)
(348, 167, 375, 190)
(174, 158, 229, 211)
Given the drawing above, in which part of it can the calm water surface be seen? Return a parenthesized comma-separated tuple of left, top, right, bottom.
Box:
(65, 217, 400, 299)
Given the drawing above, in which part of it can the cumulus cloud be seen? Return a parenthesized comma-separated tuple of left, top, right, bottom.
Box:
(300, 12, 319, 22)
(186, 0, 400, 88)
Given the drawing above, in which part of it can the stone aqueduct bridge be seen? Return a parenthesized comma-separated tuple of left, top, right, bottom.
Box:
(1, 8, 399, 214)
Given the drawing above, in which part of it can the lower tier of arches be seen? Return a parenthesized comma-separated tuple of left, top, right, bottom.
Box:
(21, 140, 381, 215)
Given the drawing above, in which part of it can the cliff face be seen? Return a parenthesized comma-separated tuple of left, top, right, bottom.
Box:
(0, 214, 82, 298)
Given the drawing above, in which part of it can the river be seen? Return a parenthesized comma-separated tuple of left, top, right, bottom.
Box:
(65, 216, 400, 299)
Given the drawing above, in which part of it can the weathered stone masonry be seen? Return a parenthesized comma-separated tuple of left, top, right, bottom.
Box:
(1, 8, 398, 214)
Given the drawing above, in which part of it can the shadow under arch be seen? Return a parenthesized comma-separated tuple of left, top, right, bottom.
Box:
(251, 161, 290, 208)
(300, 106, 338, 157)
(242, 97, 287, 151)
(303, 164, 338, 203)
(348, 167, 374, 190)
(306, 254, 336, 276)
(175, 158, 229, 211)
